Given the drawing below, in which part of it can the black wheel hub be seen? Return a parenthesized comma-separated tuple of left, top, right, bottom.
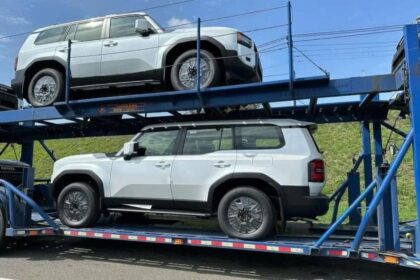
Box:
(188, 67, 197, 78)
(238, 209, 252, 222)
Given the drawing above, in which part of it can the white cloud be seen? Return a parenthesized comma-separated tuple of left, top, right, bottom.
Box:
(166, 17, 193, 28)
(0, 11, 30, 25)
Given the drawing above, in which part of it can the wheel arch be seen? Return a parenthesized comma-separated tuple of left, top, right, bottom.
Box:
(161, 36, 227, 87)
(51, 170, 105, 210)
(23, 58, 67, 100)
(208, 173, 285, 214)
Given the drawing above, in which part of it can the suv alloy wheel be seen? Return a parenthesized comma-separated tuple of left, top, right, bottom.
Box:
(217, 187, 276, 240)
(28, 68, 64, 107)
(170, 49, 221, 90)
(57, 182, 100, 228)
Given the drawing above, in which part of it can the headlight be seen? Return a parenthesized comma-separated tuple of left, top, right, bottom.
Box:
(237, 32, 252, 48)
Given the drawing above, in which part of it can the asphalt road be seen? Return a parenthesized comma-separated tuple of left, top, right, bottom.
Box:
(0, 237, 419, 280)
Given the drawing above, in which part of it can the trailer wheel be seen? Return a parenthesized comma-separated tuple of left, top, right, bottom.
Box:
(217, 187, 275, 240)
(57, 182, 100, 228)
(0, 205, 7, 251)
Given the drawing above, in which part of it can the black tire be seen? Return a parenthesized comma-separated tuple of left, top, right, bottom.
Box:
(170, 49, 221, 91)
(27, 68, 64, 107)
(217, 187, 276, 240)
(0, 205, 7, 251)
(57, 182, 100, 228)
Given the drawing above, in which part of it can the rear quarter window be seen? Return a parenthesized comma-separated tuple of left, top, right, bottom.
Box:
(235, 125, 285, 149)
(35, 26, 68, 45)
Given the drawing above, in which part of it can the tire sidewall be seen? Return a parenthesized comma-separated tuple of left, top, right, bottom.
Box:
(57, 182, 98, 228)
(170, 49, 220, 90)
(217, 187, 275, 240)
(0, 205, 6, 250)
(28, 68, 64, 107)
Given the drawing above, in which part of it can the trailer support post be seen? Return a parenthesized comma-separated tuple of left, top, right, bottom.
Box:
(403, 23, 420, 256)
(347, 171, 361, 225)
(376, 164, 400, 251)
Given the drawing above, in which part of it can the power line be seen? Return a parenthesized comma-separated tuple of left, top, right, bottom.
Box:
(294, 29, 402, 43)
(0, 0, 198, 41)
(293, 24, 403, 38)
(293, 46, 329, 76)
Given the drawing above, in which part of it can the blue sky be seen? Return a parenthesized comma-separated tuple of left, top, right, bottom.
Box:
(0, 0, 419, 85)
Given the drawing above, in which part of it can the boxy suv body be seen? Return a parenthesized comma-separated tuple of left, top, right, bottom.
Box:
(12, 12, 262, 107)
(51, 119, 328, 240)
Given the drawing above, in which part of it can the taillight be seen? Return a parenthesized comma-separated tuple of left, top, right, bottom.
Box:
(14, 57, 18, 71)
(309, 159, 325, 182)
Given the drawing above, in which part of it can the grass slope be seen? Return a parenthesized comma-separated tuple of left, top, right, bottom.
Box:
(0, 113, 416, 222)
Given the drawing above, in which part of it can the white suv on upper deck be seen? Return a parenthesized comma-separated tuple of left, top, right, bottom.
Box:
(50, 119, 328, 240)
(12, 12, 262, 107)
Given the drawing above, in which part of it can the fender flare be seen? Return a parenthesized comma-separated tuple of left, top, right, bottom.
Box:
(161, 36, 228, 82)
(51, 170, 105, 209)
(207, 173, 285, 211)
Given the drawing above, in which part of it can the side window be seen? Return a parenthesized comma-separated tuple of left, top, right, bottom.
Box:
(110, 16, 148, 38)
(74, 20, 104, 42)
(137, 130, 178, 156)
(64, 24, 76, 41)
(236, 126, 285, 149)
(35, 26, 68, 45)
(182, 127, 233, 155)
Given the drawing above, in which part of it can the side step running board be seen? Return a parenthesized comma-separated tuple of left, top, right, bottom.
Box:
(71, 80, 161, 91)
(107, 207, 212, 217)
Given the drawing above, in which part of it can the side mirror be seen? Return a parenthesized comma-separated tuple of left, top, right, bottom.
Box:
(123, 142, 146, 160)
(135, 19, 151, 36)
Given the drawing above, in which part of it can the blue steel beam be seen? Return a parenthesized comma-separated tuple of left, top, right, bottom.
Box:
(0, 102, 389, 142)
(361, 122, 374, 206)
(0, 74, 397, 125)
(403, 23, 420, 256)
(352, 129, 413, 251)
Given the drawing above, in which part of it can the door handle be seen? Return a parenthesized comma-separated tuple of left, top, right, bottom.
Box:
(155, 161, 171, 168)
(104, 41, 118, 47)
(58, 47, 69, 53)
(213, 161, 231, 168)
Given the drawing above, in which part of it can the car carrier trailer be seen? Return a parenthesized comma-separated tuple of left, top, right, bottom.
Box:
(0, 11, 420, 271)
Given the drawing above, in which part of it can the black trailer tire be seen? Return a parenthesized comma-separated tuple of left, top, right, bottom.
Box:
(170, 49, 221, 91)
(27, 68, 64, 107)
(0, 205, 7, 251)
(57, 182, 100, 228)
(217, 187, 276, 240)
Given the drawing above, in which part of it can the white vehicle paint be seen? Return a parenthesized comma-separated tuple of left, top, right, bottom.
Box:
(51, 119, 329, 221)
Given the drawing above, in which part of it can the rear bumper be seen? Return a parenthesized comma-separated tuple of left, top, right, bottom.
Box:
(11, 70, 25, 99)
(282, 186, 329, 219)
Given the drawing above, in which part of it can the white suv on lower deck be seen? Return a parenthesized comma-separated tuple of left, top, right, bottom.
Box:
(51, 119, 328, 240)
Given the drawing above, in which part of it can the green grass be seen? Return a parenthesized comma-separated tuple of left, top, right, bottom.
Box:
(0, 112, 417, 222)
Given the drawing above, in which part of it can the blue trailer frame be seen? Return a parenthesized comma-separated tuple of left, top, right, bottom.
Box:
(0, 8, 419, 270)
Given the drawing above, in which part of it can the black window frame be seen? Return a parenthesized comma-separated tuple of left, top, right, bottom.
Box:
(178, 126, 235, 155)
(234, 125, 286, 150)
(34, 25, 70, 45)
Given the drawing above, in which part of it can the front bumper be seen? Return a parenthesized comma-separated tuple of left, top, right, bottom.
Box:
(282, 186, 329, 219)
(222, 49, 262, 85)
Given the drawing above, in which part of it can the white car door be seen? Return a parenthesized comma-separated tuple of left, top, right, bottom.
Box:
(55, 20, 105, 80)
(109, 129, 179, 202)
(101, 15, 159, 82)
(171, 127, 237, 203)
